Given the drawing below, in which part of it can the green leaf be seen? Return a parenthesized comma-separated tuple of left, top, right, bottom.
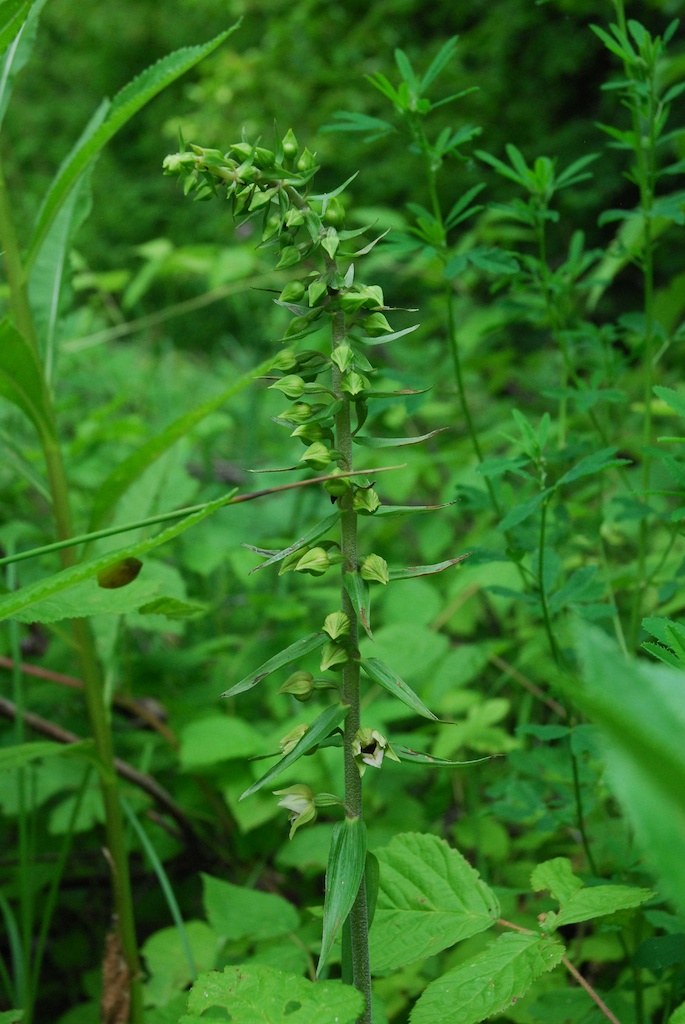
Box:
(0, 740, 93, 773)
(142, 921, 217, 1008)
(182, 964, 364, 1024)
(375, 502, 456, 516)
(556, 884, 653, 927)
(654, 385, 685, 421)
(360, 657, 438, 720)
(239, 703, 349, 799)
(394, 745, 489, 767)
(572, 625, 685, 917)
(0, 318, 55, 441)
(245, 510, 340, 574)
(0, 491, 236, 623)
(555, 447, 630, 487)
(498, 489, 550, 531)
(0, 0, 46, 126)
(419, 36, 459, 94)
(353, 428, 447, 448)
(26, 26, 239, 270)
(531, 858, 582, 903)
(410, 931, 565, 1024)
(179, 716, 264, 770)
(343, 572, 373, 639)
(10, 568, 160, 623)
(88, 357, 275, 538)
(369, 833, 499, 974)
(202, 873, 298, 943)
(388, 555, 470, 581)
(221, 632, 328, 699)
(0, 0, 31, 57)
(0, 1011, 23, 1024)
(318, 817, 367, 975)
(138, 597, 207, 620)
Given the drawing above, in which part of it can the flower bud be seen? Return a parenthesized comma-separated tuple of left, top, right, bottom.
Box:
(323, 196, 345, 227)
(299, 442, 334, 471)
(276, 245, 302, 270)
(323, 611, 350, 640)
(269, 374, 305, 399)
(330, 343, 354, 374)
(290, 422, 330, 445)
(285, 206, 305, 228)
(362, 312, 393, 336)
(297, 147, 317, 172)
(271, 348, 298, 372)
(278, 670, 315, 702)
(308, 279, 328, 307)
(360, 554, 390, 586)
(320, 641, 348, 672)
(341, 371, 369, 397)
(353, 487, 381, 515)
(324, 470, 351, 498)
(278, 280, 306, 304)
(279, 723, 309, 754)
(295, 546, 331, 576)
(278, 402, 315, 424)
(281, 128, 299, 159)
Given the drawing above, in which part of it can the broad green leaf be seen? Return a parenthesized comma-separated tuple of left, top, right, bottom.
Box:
(221, 632, 328, 699)
(556, 884, 653, 927)
(88, 352, 274, 533)
(572, 625, 685, 916)
(670, 1002, 685, 1024)
(182, 964, 363, 1024)
(531, 858, 582, 904)
(360, 657, 438, 720)
(369, 833, 499, 974)
(27, 26, 239, 270)
(240, 703, 349, 799)
(142, 921, 217, 1008)
(343, 571, 372, 638)
(10, 568, 161, 623)
(0, 740, 92, 773)
(0, 1011, 23, 1024)
(353, 427, 446, 448)
(388, 555, 470, 581)
(179, 716, 264, 770)
(245, 510, 339, 574)
(409, 932, 565, 1024)
(0, 318, 55, 441)
(202, 874, 298, 943)
(318, 817, 366, 975)
(0, 491, 236, 623)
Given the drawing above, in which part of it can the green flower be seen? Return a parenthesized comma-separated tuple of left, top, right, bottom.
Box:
(274, 785, 317, 839)
(352, 728, 400, 777)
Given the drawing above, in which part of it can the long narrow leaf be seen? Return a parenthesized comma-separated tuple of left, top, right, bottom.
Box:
(26, 26, 239, 269)
(0, 0, 31, 56)
(240, 703, 349, 800)
(394, 745, 489, 767)
(353, 428, 447, 448)
(343, 572, 373, 639)
(419, 36, 459, 94)
(245, 511, 340, 574)
(0, 0, 46, 125)
(0, 318, 55, 441)
(318, 817, 367, 976)
(221, 632, 328, 699)
(388, 555, 470, 581)
(0, 491, 237, 623)
(360, 657, 437, 720)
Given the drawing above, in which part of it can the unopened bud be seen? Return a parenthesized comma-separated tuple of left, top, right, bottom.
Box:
(295, 547, 331, 576)
(269, 374, 305, 399)
(278, 671, 315, 702)
(360, 554, 390, 585)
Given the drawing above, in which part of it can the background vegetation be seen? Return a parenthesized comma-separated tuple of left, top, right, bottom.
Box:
(2, 0, 685, 1022)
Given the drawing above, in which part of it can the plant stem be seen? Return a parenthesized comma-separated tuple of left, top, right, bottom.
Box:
(331, 306, 372, 1023)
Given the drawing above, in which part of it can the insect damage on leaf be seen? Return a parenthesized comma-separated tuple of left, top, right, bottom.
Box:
(97, 558, 143, 589)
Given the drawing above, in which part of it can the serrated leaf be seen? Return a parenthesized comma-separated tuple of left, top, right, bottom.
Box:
(343, 572, 372, 638)
(353, 428, 447, 448)
(531, 858, 582, 904)
(239, 703, 349, 799)
(409, 932, 565, 1024)
(369, 833, 499, 974)
(556, 884, 653, 927)
(318, 817, 367, 975)
(221, 632, 328, 699)
(0, 491, 236, 623)
(388, 555, 470, 580)
(182, 964, 364, 1024)
(27, 26, 239, 270)
(360, 658, 437, 720)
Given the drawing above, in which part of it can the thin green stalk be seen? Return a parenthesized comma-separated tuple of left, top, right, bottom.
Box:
(331, 306, 372, 1024)
(537, 499, 562, 668)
